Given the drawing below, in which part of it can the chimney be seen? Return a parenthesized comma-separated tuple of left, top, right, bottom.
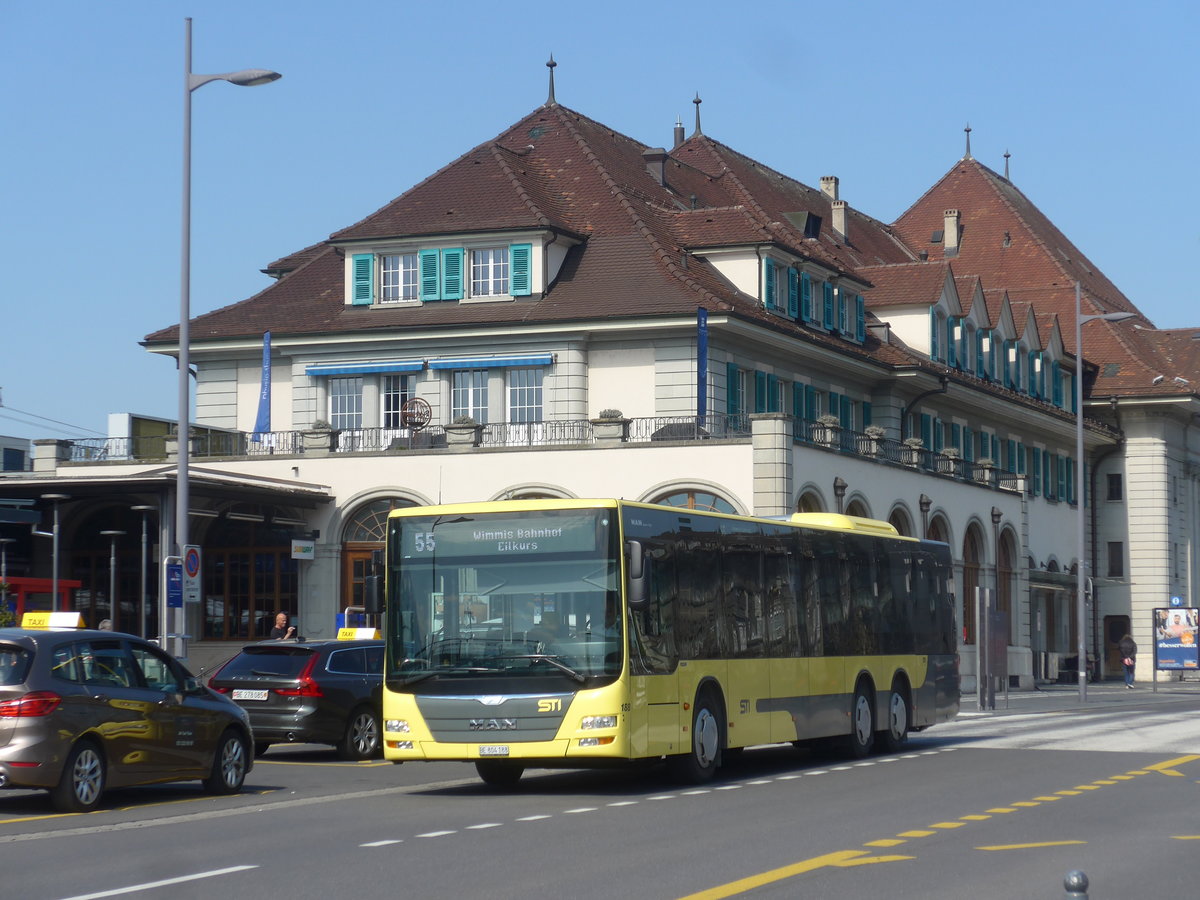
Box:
(673, 117, 685, 149)
(820, 176, 839, 201)
(943, 209, 960, 256)
(831, 199, 848, 242)
(643, 148, 668, 186)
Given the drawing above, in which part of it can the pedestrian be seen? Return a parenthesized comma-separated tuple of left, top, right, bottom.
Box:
(1118, 633, 1137, 688)
(98, 619, 112, 631)
(271, 611, 297, 640)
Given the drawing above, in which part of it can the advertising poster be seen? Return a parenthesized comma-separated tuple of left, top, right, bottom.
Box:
(1154, 607, 1199, 670)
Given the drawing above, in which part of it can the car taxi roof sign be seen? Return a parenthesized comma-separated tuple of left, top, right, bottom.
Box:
(22, 611, 86, 630)
(337, 627, 380, 641)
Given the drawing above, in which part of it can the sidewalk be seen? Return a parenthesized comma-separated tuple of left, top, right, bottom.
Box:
(960, 676, 1200, 716)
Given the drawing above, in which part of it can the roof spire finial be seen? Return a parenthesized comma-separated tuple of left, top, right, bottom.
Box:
(964, 122, 973, 160)
(1003, 148, 1011, 180)
(545, 54, 557, 106)
(692, 92, 703, 137)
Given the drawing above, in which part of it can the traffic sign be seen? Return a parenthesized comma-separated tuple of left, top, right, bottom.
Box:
(183, 544, 201, 604)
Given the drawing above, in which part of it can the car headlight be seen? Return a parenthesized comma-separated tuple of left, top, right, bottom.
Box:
(580, 715, 617, 729)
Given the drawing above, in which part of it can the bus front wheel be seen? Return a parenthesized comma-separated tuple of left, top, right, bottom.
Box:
(845, 683, 875, 759)
(475, 760, 524, 788)
(668, 690, 722, 783)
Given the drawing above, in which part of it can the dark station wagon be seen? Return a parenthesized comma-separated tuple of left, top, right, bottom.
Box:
(208, 639, 384, 760)
(0, 628, 252, 812)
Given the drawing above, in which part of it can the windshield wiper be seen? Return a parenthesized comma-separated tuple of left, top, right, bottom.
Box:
(394, 665, 498, 688)
(501, 654, 587, 683)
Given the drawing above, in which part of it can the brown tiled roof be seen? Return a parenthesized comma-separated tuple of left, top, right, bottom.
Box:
(858, 262, 950, 309)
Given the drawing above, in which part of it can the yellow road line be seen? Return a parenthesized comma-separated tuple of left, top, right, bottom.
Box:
(1056, 790, 1082, 796)
(1092, 780, 1117, 785)
(1011, 801, 1040, 807)
(1147, 755, 1200, 777)
(977, 840, 1086, 851)
(898, 830, 935, 837)
(1171, 836, 1200, 840)
(1073, 785, 1101, 790)
(987, 807, 1016, 813)
(1033, 796, 1060, 802)
(930, 822, 965, 829)
(961, 814, 991, 821)
(1109, 775, 1134, 781)
(864, 839, 906, 847)
(674, 850, 912, 900)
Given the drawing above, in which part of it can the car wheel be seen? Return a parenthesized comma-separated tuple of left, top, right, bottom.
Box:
(475, 760, 524, 787)
(667, 689, 723, 784)
(339, 707, 381, 761)
(203, 730, 248, 794)
(50, 741, 106, 813)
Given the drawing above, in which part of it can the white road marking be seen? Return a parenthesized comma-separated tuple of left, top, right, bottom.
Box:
(361, 839, 403, 847)
(417, 830, 457, 837)
(57, 866, 257, 900)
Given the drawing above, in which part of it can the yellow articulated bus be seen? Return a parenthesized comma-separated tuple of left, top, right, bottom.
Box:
(377, 499, 959, 786)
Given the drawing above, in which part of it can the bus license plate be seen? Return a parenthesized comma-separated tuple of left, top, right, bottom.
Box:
(479, 745, 510, 757)
(232, 689, 269, 701)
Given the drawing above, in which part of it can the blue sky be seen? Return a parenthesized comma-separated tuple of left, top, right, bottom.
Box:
(2, 0, 1197, 441)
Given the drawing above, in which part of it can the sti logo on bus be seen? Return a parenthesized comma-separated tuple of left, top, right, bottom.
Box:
(469, 719, 517, 731)
(538, 698, 562, 713)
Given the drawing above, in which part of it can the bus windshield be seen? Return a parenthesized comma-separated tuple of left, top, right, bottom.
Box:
(386, 508, 621, 688)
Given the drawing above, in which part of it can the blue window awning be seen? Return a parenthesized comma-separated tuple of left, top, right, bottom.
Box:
(427, 353, 554, 371)
(305, 360, 425, 376)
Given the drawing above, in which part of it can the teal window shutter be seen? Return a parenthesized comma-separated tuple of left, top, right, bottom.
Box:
(1051, 361, 1062, 407)
(992, 434, 1000, 463)
(975, 331, 985, 378)
(839, 398, 853, 430)
(763, 260, 777, 310)
(837, 292, 847, 333)
(1070, 373, 1077, 413)
(963, 427, 974, 462)
(442, 248, 464, 300)
(1017, 442, 1027, 475)
(801, 273, 812, 321)
(933, 418, 944, 452)
(823, 283, 834, 328)
(920, 413, 932, 448)
(1068, 459, 1077, 504)
(419, 249, 440, 301)
(1006, 439, 1017, 472)
(862, 401, 872, 427)
(951, 422, 962, 451)
(351, 253, 374, 305)
(1057, 455, 1068, 500)
(792, 382, 803, 420)
(754, 371, 768, 413)
(726, 363, 740, 415)
(804, 385, 816, 421)
(930, 310, 940, 361)
(766, 374, 780, 412)
(855, 295, 865, 342)
(510, 243, 532, 296)
(829, 392, 840, 422)
(787, 268, 799, 319)
(1031, 448, 1042, 495)
(946, 318, 957, 368)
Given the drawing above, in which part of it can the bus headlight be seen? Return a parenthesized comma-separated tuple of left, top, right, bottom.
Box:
(580, 715, 617, 729)
(386, 719, 410, 733)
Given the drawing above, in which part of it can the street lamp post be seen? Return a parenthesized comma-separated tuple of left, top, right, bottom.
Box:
(100, 530, 125, 630)
(39, 493, 70, 612)
(131, 505, 155, 638)
(176, 18, 279, 655)
(1074, 281, 1136, 702)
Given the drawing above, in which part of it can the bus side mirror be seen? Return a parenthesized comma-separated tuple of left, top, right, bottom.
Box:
(626, 540, 647, 608)
(364, 575, 382, 615)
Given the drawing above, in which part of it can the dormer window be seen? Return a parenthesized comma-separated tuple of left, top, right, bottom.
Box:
(381, 253, 419, 302)
(471, 247, 510, 296)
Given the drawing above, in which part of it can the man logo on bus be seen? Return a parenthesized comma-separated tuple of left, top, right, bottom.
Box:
(469, 719, 517, 730)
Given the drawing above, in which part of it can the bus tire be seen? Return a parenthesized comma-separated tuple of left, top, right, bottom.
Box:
(668, 689, 723, 783)
(475, 760, 524, 788)
(877, 681, 910, 753)
(845, 681, 875, 759)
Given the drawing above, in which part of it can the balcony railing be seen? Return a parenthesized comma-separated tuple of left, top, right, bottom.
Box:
(63, 415, 1020, 492)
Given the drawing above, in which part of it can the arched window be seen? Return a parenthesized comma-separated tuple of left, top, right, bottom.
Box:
(845, 499, 869, 518)
(887, 508, 914, 537)
(796, 491, 824, 514)
(652, 490, 736, 514)
(961, 525, 984, 645)
(341, 498, 418, 611)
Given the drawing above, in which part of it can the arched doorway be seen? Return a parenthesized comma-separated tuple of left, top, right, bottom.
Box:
(651, 489, 736, 514)
(845, 498, 869, 518)
(341, 498, 418, 612)
(796, 491, 823, 513)
(887, 507, 914, 537)
(961, 524, 985, 646)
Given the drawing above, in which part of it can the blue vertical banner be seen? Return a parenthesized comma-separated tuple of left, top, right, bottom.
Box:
(696, 308, 708, 418)
(251, 331, 271, 441)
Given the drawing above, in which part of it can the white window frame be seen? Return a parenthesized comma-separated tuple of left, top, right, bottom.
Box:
(507, 368, 544, 423)
(471, 247, 509, 297)
(452, 369, 489, 423)
(328, 376, 363, 430)
(381, 374, 414, 428)
(380, 253, 419, 302)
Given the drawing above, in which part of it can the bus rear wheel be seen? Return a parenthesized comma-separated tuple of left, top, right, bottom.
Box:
(668, 690, 722, 783)
(475, 760, 524, 788)
(845, 683, 875, 759)
(877, 683, 910, 753)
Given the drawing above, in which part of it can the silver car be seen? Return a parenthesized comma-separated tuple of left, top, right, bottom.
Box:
(0, 628, 253, 812)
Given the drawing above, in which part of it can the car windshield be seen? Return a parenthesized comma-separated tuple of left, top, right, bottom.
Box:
(387, 509, 622, 686)
(217, 647, 316, 679)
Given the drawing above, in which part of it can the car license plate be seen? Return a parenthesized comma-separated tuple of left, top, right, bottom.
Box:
(232, 689, 269, 701)
(479, 745, 509, 757)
